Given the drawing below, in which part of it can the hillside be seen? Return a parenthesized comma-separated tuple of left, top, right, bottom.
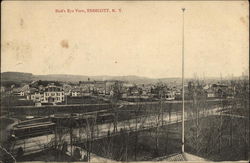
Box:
(1, 72, 33, 81)
(1, 72, 165, 84)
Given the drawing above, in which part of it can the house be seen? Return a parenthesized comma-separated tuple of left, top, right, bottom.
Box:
(206, 89, 216, 98)
(93, 81, 106, 94)
(79, 81, 95, 93)
(35, 102, 42, 107)
(109, 90, 114, 96)
(225, 87, 235, 99)
(121, 93, 128, 98)
(79, 80, 123, 95)
(105, 80, 121, 95)
(12, 88, 25, 96)
(211, 83, 228, 97)
(28, 83, 65, 104)
(27, 88, 38, 100)
(140, 85, 151, 96)
(30, 91, 42, 102)
(38, 85, 45, 92)
(128, 86, 140, 96)
(71, 87, 82, 97)
(43, 84, 65, 103)
(203, 84, 210, 90)
(123, 83, 134, 88)
(1, 86, 6, 93)
(19, 91, 25, 96)
(22, 84, 30, 95)
(165, 91, 175, 100)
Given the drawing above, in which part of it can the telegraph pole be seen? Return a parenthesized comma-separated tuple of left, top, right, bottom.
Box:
(181, 7, 185, 153)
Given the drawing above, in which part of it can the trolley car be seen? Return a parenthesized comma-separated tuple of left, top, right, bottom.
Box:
(12, 122, 55, 139)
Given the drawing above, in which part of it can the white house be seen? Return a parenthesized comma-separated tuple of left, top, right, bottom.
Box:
(71, 87, 81, 97)
(165, 91, 175, 100)
(28, 84, 65, 104)
(206, 89, 215, 98)
(1, 86, 5, 93)
(43, 84, 65, 103)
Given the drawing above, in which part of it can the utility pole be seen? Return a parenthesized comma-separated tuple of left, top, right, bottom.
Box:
(70, 115, 73, 157)
(161, 93, 163, 126)
(220, 72, 223, 83)
(181, 7, 185, 153)
(64, 93, 68, 105)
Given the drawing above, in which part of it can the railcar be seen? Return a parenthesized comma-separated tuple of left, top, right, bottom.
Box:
(12, 122, 55, 139)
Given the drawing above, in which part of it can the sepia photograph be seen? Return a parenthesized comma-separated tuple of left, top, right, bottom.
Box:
(0, 1, 249, 162)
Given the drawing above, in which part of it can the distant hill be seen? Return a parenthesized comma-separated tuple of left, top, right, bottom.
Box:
(33, 74, 156, 83)
(2, 72, 235, 85)
(1, 72, 167, 84)
(1, 72, 33, 82)
(2, 71, 237, 87)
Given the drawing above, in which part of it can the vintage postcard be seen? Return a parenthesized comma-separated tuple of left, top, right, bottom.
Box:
(0, 0, 249, 162)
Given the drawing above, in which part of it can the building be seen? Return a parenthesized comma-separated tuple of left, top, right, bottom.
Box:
(79, 81, 95, 93)
(128, 86, 140, 96)
(43, 84, 65, 103)
(71, 87, 81, 97)
(12, 88, 25, 96)
(206, 89, 216, 98)
(30, 91, 42, 102)
(94, 81, 106, 94)
(211, 83, 228, 97)
(105, 80, 121, 95)
(0, 86, 5, 93)
(165, 91, 175, 100)
(28, 83, 65, 104)
(79, 80, 122, 95)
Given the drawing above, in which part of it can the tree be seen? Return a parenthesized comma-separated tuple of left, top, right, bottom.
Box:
(73, 148, 82, 160)
(16, 147, 24, 158)
(111, 81, 123, 102)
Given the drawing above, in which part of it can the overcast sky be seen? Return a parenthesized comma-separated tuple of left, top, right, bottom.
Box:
(1, 1, 249, 78)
